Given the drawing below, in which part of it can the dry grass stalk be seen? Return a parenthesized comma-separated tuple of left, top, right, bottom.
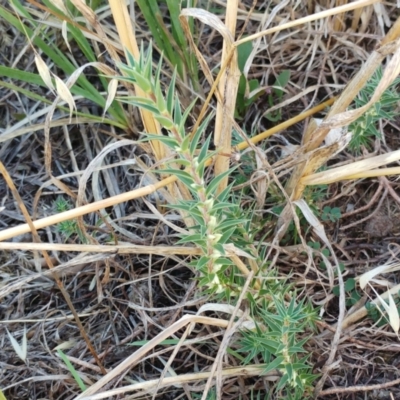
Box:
(107, 0, 165, 161)
(106, 1, 195, 209)
(327, 281, 400, 333)
(201, 271, 253, 400)
(234, 0, 380, 46)
(73, 315, 238, 399)
(0, 174, 175, 241)
(332, 0, 349, 32)
(70, 365, 275, 400)
(180, 7, 241, 194)
(0, 242, 202, 255)
(286, 33, 400, 196)
(213, 0, 241, 194)
(302, 151, 400, 185)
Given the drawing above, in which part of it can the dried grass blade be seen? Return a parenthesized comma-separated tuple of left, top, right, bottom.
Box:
(370, 285, 400, 334)
(74, 315, 231, 399)
(302, 149, 400, 186)
(108, 0, 164, 160)
(34, 53, 55, 93)
(215, 1, 240, 194)
(360, 262, 400, 290)
(182, 6, 240, 193)
(6, 326, 27, 362)
(235, 0, 381, 46)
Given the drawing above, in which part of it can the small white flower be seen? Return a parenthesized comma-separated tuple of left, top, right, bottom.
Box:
(204, 198, 214, 210)
(208, 216, 217, 229)
(211, 250, 222, 259)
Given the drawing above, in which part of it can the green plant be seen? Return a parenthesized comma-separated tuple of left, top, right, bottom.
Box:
(54, 197, 85, 243)
(136, 0, 200, 89)
(235, 41, 290, 121)
(235, 41, 261, 119)
(240, 297, 318, 399)
(264, 70, 291, 122)
(192, 389, 216, 400)
(115, 44, 319, 397)
(320, 206, 341, 223)
(332, 278, 361, 307)
(267, 182, 335, 245)
(116, 44, 245, 293)
(348, 66, 400, 153)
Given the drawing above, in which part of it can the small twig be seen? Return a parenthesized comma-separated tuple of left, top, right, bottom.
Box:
(340, 180, 383, 218)
(379, 176, 400, 206)
(340, 188, 388, 230)
(319, 377, 400, 396)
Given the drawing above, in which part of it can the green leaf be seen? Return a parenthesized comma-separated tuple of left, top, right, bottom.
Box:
(210, 202, 237, 211)
(177, 233, 205, 244)
(276, 373, 289, 391)
(118, 96, 159, 114)
(0, 2, 127, 123)
(216, 183, 234, 202)
(217, 219, 248, 232)
(180, 98, 198, 129)
(57, 349, 87, 391)
(166, 69, 177, 115)
(286, 362, 294, 381)
(196, 256, 211, 270)
(197, 135, 212, 165)
(262, 356, 284, 375)
(274, 70, 291, 97)
(237, 40, 253, 72)
(218, 227, 236, 245)
(332, 278, 356, 296)
(135, 0, 182, 76)
(0, 388, 7, 400)
(206, 168, 236, 197)
(167, 201, 199, 213)
(142, 134, 179, 148)
(214, 257, 234, 266)
(154, 114, 175, 130)
(180, 134, 191, 153)
(160, 169, 195, 187)
(189, 113, 213, 155)
(126, 68, 152, 93)
(174, 97, 182, 127)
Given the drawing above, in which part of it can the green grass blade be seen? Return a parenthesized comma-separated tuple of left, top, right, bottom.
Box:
(165, 0, 199, 86)
(136, 0, 183, 77)
(1, 2, 126, 125)
(0, 79, 126, 132)
(57, 349, 87, 392)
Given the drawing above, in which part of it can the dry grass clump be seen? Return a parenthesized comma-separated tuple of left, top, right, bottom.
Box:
(1, 0, 400, 399)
